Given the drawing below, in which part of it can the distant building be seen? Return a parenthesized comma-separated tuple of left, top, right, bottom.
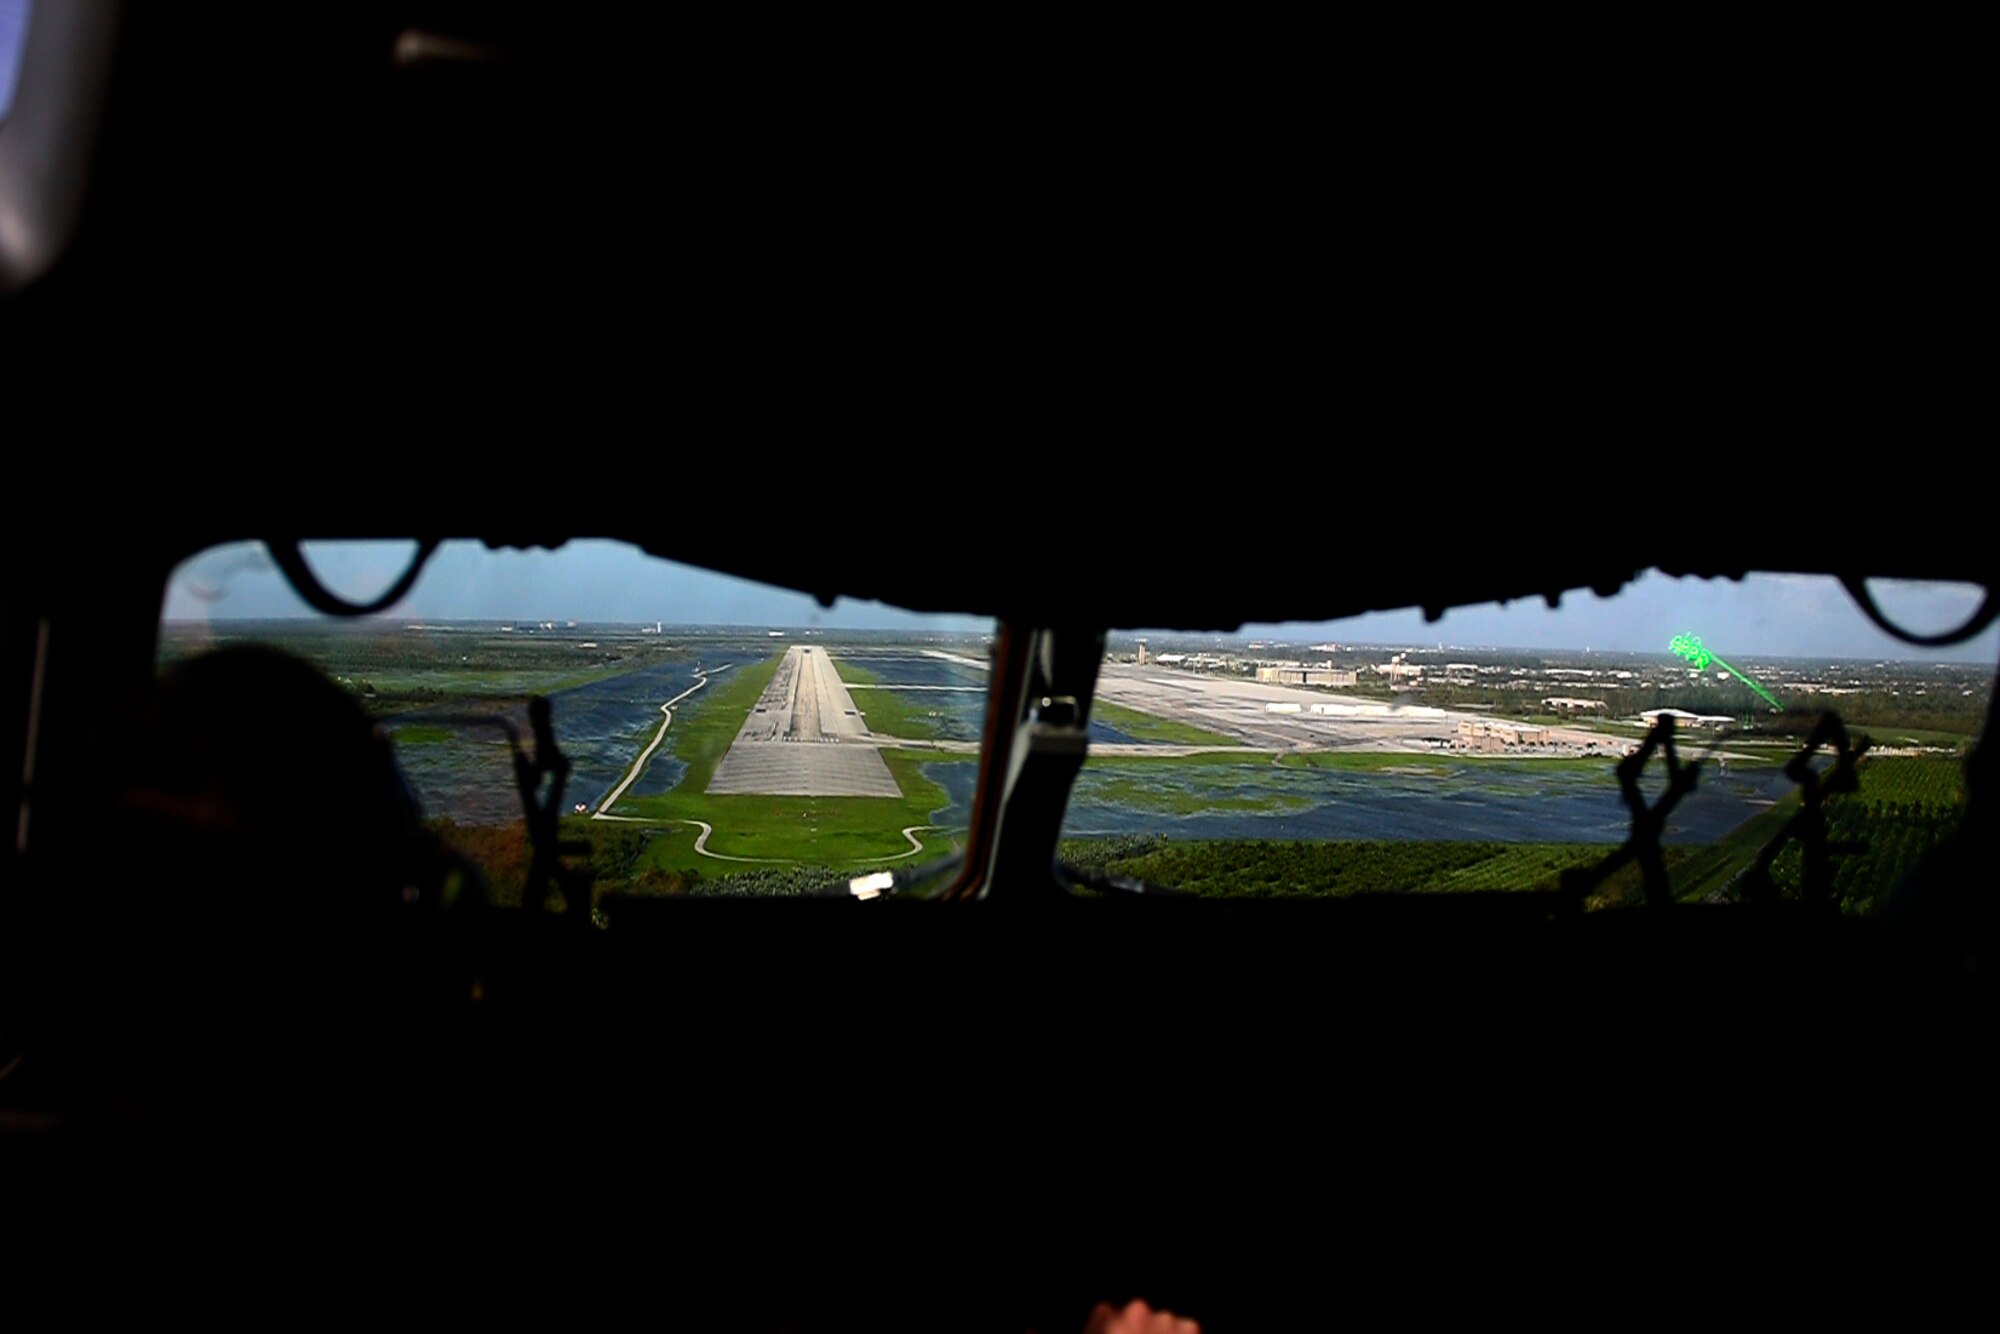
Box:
(1256, 666, 1359, 687)
(1457, 719, 1552, 750)
(1136, 640, 1149, 666)
(1542, 697, 1607, 711)
(1640, 708, 1736, 729)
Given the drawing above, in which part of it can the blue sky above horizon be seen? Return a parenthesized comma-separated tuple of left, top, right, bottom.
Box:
(160, 539, 2000, 664)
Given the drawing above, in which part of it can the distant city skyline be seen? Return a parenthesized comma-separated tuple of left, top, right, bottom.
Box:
(161, 540, 2000, 664)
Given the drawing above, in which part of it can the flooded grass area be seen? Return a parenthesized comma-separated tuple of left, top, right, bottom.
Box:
(1065, 752, 1800, 844)
(1089, 700, 1239, 747)
(385, 647, 770, 822)
(829, 651, 988, 742)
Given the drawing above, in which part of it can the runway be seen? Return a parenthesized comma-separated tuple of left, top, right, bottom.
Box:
(1094, 664, 1609, 752)
(706, 645, 902, 796)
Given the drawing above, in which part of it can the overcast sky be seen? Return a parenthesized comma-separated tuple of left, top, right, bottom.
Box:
(161, 539, 2000, 663)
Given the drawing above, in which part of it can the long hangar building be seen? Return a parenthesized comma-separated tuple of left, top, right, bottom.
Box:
(1254, 665, 1359, 687)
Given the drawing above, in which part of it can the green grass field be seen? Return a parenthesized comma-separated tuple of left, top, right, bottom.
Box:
(1660, 793, 1801, 902)
(1853, 754, 1967, 807)
(626, 749, 972, 870)
(1665, 751, 1967, 908)
(389, 724, 454, 746)
(1091, 701, 1241, 747)
(1060, 837, 1633, 898)
(1083, 749, 1273, 771)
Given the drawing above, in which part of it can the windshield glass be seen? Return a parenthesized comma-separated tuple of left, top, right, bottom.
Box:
(159, 539, 992, 904)
(1059, 571, 1992, 912)
(0, 1, 30, 126)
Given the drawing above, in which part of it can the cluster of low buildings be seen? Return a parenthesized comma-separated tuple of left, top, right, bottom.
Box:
(1455, 719, 1553, 751)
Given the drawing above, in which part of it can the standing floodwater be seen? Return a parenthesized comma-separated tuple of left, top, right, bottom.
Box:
(1064, 755, 1799, 845)
(390, 647, 770, 823)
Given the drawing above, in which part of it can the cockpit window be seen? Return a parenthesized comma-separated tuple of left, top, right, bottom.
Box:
(1059, 571, 1992, 912)
(0, 1, 31, 126)
(159, 540, 992, 904)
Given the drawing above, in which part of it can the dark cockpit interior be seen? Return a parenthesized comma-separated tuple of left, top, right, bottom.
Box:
(5, 7, 1989, 1329)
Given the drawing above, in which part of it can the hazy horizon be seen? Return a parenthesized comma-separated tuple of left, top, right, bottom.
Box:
(157, 616, 1994, 669)
(160, 540, 2000, 665)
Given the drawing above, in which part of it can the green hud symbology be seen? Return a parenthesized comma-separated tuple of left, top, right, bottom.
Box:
(1669, 634, 1784, 711)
